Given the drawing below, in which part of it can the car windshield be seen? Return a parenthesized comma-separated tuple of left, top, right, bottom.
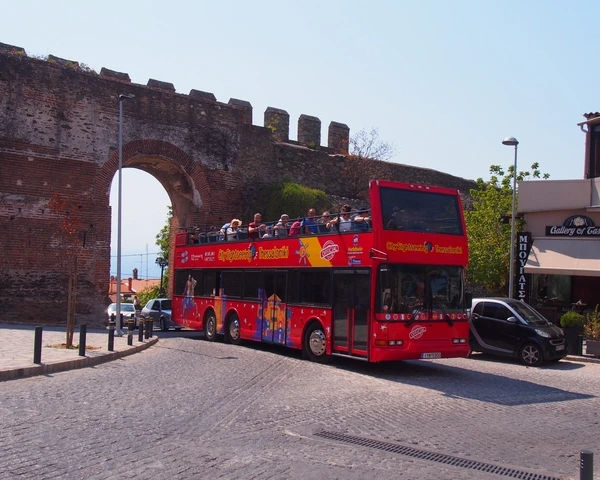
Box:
(509, 301, 550, 326)
(121, 304, 135, 312)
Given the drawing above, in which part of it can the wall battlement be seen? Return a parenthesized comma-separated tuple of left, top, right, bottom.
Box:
(0, 42, 349, 153)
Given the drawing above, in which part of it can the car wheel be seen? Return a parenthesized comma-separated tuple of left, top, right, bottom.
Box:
(160, 317, 168, 332)
(302, 322, 329, 363)
(204, 311, 217, 342)
(520, 343, 543, 366)
(225, 314, 241, 345)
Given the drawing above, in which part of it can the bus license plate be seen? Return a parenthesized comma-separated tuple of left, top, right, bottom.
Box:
(421, 352, 442, 359)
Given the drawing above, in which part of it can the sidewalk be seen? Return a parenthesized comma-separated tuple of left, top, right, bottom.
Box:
(0, 323, 158, 381)
(1, 323, 598, 382)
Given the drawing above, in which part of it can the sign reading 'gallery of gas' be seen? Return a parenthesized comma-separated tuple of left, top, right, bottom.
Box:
(545, 215, 600, 237)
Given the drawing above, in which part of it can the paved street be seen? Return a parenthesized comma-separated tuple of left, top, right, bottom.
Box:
(1, 331, 598, 480)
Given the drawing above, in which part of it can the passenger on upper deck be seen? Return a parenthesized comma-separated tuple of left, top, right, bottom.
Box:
(318, 211, 335, 233)
(189, 227, 201, 244)
(219, 222, 231, 241)
(288, 219, 302, 236)
(262, 225, 274, 238)
(248, 213, 266, 240)
(274, 214, 290, 238)
(226, 219, 242, 241)
(301, 208, 318, 234)
(333, 204, 353, 232)
(352, 209, 371, 232)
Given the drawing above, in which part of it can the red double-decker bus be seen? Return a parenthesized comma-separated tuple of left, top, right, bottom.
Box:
(172, 179, 470, 362)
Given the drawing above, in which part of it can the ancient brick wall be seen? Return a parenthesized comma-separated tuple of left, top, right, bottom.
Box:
(0, 43, 475, 326)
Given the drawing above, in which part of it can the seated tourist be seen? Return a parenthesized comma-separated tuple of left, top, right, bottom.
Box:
(226, 219, 242, 241)
(318, 211, 334, 233)
(352, 209, 371, 231)
(262, 225, 274, 238)
(288, 219, 302, 236)
(301, 208, 318, 234)
(274, 214, 290, 238)
(248, 212, 267, 240)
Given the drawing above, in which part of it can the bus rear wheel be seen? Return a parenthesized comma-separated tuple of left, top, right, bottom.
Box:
(225, 314, 241, 345)
(204, 311, 217, 342)
(303, 323, 329, 363)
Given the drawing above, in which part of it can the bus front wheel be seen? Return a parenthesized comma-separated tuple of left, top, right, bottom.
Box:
(204, 311, 217, 342)
(303, 323, 329, 363)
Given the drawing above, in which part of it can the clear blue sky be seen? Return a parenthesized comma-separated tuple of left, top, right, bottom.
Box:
(3, 0, 599, 277)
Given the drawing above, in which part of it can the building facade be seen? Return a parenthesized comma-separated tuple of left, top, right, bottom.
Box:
(518, 113, 600, 323)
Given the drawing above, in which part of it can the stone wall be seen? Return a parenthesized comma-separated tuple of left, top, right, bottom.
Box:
(0, 43, 475, 325)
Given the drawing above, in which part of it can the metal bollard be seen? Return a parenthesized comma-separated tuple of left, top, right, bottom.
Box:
(148, 318, 153, 338)
(144, 318, 148, 338)
(108, 320, 115, 352)
(138, 319, 144, 342)
(127, 319, 134, 346)
(33, 326, 43, 364)
(78, 324, 87, 357)
(580, 450, 593, 480)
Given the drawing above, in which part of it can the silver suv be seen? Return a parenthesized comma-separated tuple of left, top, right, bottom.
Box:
(141, 298, 181, 331)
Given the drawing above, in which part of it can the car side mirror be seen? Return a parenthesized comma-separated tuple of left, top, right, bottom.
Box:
(506, 316, 518, 323)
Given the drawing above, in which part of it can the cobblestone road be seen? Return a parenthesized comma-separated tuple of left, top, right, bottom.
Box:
(1, 332, 598, 480)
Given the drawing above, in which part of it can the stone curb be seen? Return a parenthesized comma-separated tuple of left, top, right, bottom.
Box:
(565, 354, 600, 364)
(0, 337, 159, 382)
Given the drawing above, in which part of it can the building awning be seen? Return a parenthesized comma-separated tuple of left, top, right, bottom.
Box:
(525, 238, 600, 277)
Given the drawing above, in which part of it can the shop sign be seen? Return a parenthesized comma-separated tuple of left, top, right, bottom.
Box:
(545, 215, 600, 237)
(516, 232, 532, 302)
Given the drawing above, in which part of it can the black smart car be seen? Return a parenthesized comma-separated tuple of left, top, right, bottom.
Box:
(469, 297, 567, 366)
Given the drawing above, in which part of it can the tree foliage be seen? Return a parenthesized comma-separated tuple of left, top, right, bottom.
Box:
(155, 206, 172, 262)
(136, 284, 161, 306)
(261, 182, 331, 221)
(349, 128, 394, 162)
(465, 162, 549, 295)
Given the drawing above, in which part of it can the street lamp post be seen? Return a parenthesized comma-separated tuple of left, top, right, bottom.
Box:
(116, 93, 135, 336)
(156, 257, 168, 297)
(502, 136, 519, 299)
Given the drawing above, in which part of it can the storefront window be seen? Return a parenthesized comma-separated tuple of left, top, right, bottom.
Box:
(531, 274, 571, 303)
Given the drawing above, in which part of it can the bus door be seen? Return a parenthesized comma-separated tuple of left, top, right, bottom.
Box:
(333, 269, 370, 357)
(262, 270, 287, 345)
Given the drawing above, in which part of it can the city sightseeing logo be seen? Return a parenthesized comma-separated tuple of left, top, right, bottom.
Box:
(180, 250, 189, 264)
(409, 325, 427, 340)
(320, 240, 339, 261)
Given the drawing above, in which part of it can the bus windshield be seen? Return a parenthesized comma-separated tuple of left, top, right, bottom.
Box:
(380, 187, 463, 235)
(377, 264, 463, 314)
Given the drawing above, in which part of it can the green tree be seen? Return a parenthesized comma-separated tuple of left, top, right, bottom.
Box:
(262, 182, 330, 221)
(154, 206, 172, 294)
(465, 163, 549, 294)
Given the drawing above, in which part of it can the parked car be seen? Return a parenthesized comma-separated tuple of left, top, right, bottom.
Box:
(469, 297, 567, 366)
(106, 302, 137, 327)
(141, 298, 181, 331)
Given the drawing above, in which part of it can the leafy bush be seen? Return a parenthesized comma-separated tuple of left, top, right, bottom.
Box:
(559, 310, 585, 328)
(137, 285, 162, 306)
(262, 181, 331, 221)
(584, 305, 600, 341)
